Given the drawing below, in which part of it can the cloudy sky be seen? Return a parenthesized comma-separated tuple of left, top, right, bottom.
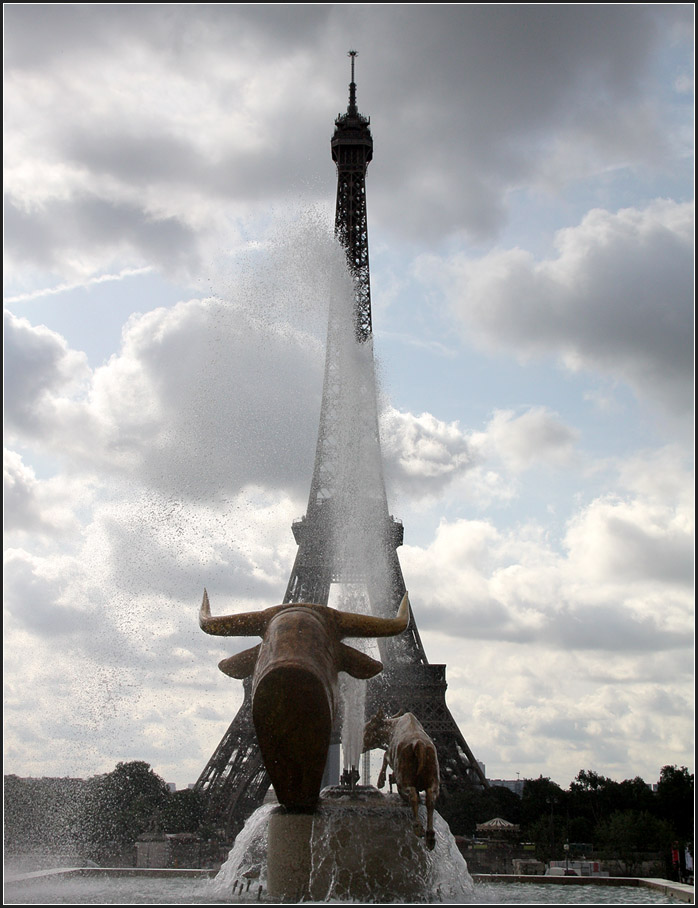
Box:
(4, 5, 694, 792)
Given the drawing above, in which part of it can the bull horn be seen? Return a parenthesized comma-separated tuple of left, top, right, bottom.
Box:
(336, 592, 410, 639)
(198, 588, 278, 637)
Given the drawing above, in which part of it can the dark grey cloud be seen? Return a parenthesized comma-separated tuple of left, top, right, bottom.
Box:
(546, 604, 688, 653)
(3, 5, 242, 68)
(3, 4, 121, 69)
(54, 119, 330, 207)
(421, 598, 529, 642)
(4, 4, 691, 281)
(61, 130, 205, 188)
(3, 5, 333, 68)
(5, 195, 200, 279)
(417, 594, 689, 654)
(348, 4, 687, 239)
(533, 716, 595, 745)
(598, 513, 695, 586)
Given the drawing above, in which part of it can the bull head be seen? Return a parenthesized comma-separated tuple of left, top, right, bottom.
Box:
(199, 590, 409, 811)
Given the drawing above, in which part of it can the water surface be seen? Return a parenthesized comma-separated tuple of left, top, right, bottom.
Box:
(4, 874, 685, 904)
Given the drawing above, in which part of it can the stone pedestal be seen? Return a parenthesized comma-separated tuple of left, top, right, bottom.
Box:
(266, 811, 314, 902)
(266, 788, 465, 902)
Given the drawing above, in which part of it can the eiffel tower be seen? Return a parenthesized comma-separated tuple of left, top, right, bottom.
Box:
(195, 52, 487, 842)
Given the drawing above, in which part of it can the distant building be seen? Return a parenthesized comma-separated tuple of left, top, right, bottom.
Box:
(166, 782, 177, 792)
(488, 778, 524, 797)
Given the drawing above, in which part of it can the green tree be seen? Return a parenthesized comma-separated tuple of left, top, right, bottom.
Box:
(519, 777, 568, 861)
(569, 769, 624, 827)
(617, 776, 656, 814)
(656, 765, 694, 840)
(526, 816, 564, 863)
(520, 777, 566, 830)
(161, 788, 206, 835)
(79, 761, 170, 862)
(597, 810, 674, 876)
(565, 814, 595, 848)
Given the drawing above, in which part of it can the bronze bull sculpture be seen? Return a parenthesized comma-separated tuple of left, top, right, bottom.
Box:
(199, 590, 409, 811)
(363, 709, 440, 849)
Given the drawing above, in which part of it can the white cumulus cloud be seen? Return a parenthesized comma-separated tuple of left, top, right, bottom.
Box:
(417, 200, 694, 416)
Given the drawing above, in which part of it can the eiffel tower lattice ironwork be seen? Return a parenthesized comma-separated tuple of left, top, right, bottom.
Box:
(194, 52, 488, 842)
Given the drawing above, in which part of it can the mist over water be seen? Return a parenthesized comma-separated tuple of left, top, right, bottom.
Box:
(202, 209, 389, 773)
(200, 207, 402, 775)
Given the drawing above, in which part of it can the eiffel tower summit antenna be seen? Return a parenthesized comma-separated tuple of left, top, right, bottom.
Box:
(347, 48, 358, 115)
(194, 54, 488, 842)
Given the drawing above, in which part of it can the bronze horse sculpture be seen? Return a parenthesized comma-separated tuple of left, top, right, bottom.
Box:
(199, 590, 409, 811)
(363, 709, 440, 849)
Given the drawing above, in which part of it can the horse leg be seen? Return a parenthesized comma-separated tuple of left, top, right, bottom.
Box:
(376, 751, 389, 789)
(406, 787, 424, 838)
(425, 786, 437, 850)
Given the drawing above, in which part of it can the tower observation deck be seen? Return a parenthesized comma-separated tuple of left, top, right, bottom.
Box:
(194, 52, 487, 842)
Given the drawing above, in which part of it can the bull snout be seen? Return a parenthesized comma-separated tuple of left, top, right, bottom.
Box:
(252, 608, 338, 811)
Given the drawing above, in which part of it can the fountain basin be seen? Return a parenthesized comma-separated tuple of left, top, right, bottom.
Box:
(209, 787, 473, 902)
(265, 790, 469, 902)
(3, 866, 691, 903)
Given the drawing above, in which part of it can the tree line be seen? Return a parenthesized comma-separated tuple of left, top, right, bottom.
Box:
(4, 761, 208, 865)
(4, 762, 693, 874)
(439, 765, 693, 875)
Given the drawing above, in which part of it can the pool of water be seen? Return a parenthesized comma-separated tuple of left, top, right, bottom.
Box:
(3, 874, 686, 904)
(4, 875, 222, 905)
(475, 881, 684, 904)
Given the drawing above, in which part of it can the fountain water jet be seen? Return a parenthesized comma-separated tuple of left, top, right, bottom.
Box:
(198, 55, 480, 903)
